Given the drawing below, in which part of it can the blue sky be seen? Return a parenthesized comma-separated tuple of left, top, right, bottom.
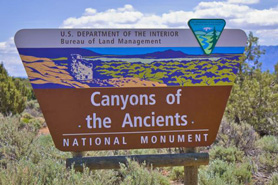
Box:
(0, 0, 278, 76)
(0, 0, 206, 41)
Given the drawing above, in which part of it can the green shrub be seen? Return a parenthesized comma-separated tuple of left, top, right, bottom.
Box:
(119, 159, 170, 185)
(20, 112, 45, 130)
(0, 119, 170, 185)
(21, 112, 34, 123)
(170, 166, 184, 182)
(210, 146, 244, 163)
(29, 118, 44, 130)
(268, 172, 278, 185)
(216, 118, 259, 153)
(199, 160, 252, 185)
(0, 116, 38, 166)
(0, 115, 169, 185)
(24, 100, 42, 118)
(28, 135, 70, 164)
(233, 162, 253, 184)
(258, 152, 278, 173)
(0, 158, 120, 185)
(199, 169, 228, 185)
(226, 69, 278, 136)
(256, 136, 278, 153)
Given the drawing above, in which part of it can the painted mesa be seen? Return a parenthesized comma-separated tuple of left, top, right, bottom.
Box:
(14, 26, 247, 152)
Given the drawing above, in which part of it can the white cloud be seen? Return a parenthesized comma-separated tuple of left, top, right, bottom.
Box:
(0, 37, 27, 77)
(227, 0, 260, 5)
(0, 37, 17, 54)
(2, 2, 278, 76)
(194, 2, 251, 18)
(61, 3, 278, 33)
(83, 8, 97, 16)
(256, 29, 278, 45)
(62, 4, 147, 28)
(192, 2, 278, 29)
(230, 8, 278, 28)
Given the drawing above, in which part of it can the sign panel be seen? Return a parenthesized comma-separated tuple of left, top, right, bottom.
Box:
(15, 24, 247, 151)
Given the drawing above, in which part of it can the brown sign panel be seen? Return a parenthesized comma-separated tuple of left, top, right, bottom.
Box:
(15, 26, 247, 151)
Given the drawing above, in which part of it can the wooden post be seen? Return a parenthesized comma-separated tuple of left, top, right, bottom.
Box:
(71, 151, 86, 158)
(184, 148, 198, 185)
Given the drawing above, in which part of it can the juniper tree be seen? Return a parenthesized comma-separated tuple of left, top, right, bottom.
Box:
(0, 63, 28, 116)
(226, 33, 278, 136)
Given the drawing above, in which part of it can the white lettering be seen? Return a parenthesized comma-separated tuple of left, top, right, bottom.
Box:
(91, 92, 100, 106)
(63, 139, 69, 146)
(72, 138, 79, 146)
(141, 136, 148, 144)
(122, 113, 133, 128)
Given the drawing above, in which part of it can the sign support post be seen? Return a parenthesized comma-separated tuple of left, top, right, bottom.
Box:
(72, 152, 86, 158)
(184, 148, 198, 185)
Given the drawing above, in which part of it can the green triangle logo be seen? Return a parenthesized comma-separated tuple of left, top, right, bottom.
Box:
(188, 19, 226, 55)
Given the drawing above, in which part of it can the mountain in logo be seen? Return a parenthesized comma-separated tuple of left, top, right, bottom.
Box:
(188, 19, 226, 55)
(118, 49, 190, 59)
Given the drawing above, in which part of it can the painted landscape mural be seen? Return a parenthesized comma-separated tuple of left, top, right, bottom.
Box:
(18, 48, 243, 89)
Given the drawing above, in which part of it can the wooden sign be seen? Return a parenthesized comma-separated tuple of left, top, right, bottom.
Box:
(15, 21, 247, 151)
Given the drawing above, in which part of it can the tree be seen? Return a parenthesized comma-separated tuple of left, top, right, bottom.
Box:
(0, 63, 27, 116)
(238, 32, 265, 82)
(226, 33, 278, 136)
(208, 27, 218, 52)
(13, 77, 35, 100)
(244, 32, 265, 67)
(275, 62, 278, 82)
(226, 69, 278, 135)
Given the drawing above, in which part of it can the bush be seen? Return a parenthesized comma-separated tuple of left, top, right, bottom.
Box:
(21, 112, 34, 122)
(216, 118, 259, 153)
(119, 159, 170, 185)
(170, 166, 184, 182)
(226, 69, 278, 136)
(199, 160, 253, 185)
(0, 158, 120, 185)
(28, 135, 70, 164)
(0, 116, 38, 166)
(24, 100, 42, 118)
(210, 146, 244, 163)
(268, 172, 278, 185)
(20, 112, 45, 130)
(258, 152, 278, 173)
(29, 117, 45, 130)
(0, 115, 170, 185)
(256, 136, 278, 153)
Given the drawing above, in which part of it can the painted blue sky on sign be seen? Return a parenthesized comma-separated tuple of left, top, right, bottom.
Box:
(85, 47, 245, 55)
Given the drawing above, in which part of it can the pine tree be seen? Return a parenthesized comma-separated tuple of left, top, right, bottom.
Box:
(208, 27, 218, 52)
